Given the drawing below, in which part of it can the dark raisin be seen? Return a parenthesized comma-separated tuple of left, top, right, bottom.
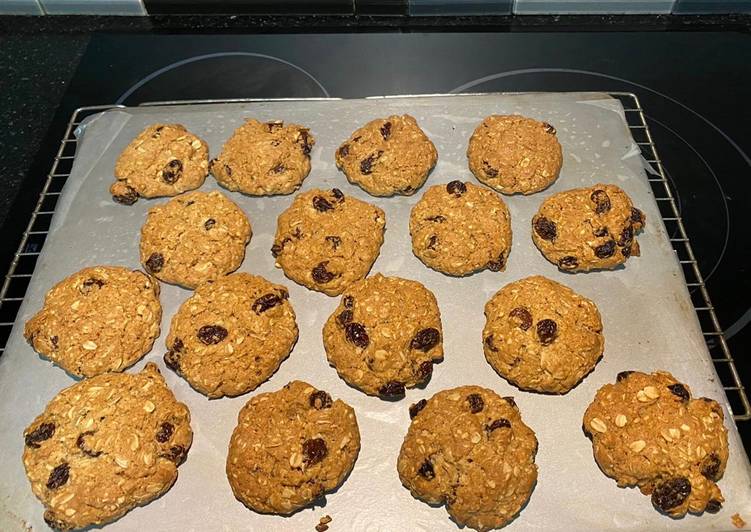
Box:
(593, 227, 609, 237)
(446, 180, 466, 196)
(590, 190, 611, 214)
(410, 328, 440, 352)
(164, 348, 181, 372)
(536, 319, 558, 345)
(309, 390, 333, 410)
(667, 383, 690, 402)
(484, 334, 499, 352)
(534, 217, 557, 241)
(162, 159, 183, 184)
(616, 370, 635, 382)
(50, 335, 59, 349)
(337, 144, 349, 158)
(313, 195, 334, 212)
(360, 151, 383, 175)
(76, 431, 101, 457)
(487, 255, 506, 272)
(145, 252, 164, 273)
(204, 218, 216, 230)
(380, 121, 392, 140)
(427, 235, 438, 251)
(25, 422, 55, 448)
(622, 246, 632, 258)
(345, 322, 369, 349)
(503, 396, 517, 409)
(631, 207, 644, 225)
(271, 237, 291, 258)
(298, 130, 313, 155)
(269, 163, 285, 174)
(416, 361, 433, 382)
(618, 225, 633, 247)
(343, 295, 354, 309)
(379, 381, 405, 398)
(543, 122, 556, 134)
(651, 477, 691, 512)
(80, 278, 105, 295)
(170, 338, 183, 353)
(705, 499, 722, 514)
(418, 459, 435, 479)
(312, 262, 336, 284)
(302, 438, 328, 466)
(482, 161, 499, 178)
(409, 399, 427, 419)
(43, 511, 68, 531)
(197, 325, 228, 345)
(509, 307, 533, 331)
(113, 185, 138, 205)
(426, 215, 446, 223)
(487, 418, 511, 432)
(558, 256, 579, 270)
(331, 188, 344, 202)
(252, 293, 282, 314)
(594, 240, 616, 259)
(325, 235, 342, 249)
(467, 394, 484, 413)
(336, 310, 353, 327)
(162, 445, 187, 464)
(46, 463, 70, 490)
(224, 164, 233, 176)
(266, 121, 283, 131)
(701, 453, 722, 480)
(156, 422, 175, 443)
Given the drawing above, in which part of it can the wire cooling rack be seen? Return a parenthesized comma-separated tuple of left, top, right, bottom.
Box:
(0, 93, 747, 422)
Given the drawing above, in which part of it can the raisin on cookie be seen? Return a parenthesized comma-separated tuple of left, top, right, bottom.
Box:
(583, 371, 728, 517)
(335, 114, 437, 197)
(467, 115, 562, 195)
(482, 275, 604, 394)
(322, 273, 443, 399)
(140, 190, 252, 289)
(532, 183, 645, 272)
(24, 266, 161, 378)
(271, 188, 386, 296)
(165, 273, 298, 398)
(22, 363, 192, 531)
(210, 119, 314, 196)
(111, 124, 209, 205)
(398, 386, 538, 531)
(409, 181, 512, 276)
(226, 381, 360, 515)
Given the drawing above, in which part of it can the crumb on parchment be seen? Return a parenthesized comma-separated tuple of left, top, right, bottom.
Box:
(732, 513, 746, 529)
(315, 515, 332, 531)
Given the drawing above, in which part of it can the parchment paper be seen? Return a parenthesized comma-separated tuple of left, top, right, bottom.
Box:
(1, 93, 749, 531)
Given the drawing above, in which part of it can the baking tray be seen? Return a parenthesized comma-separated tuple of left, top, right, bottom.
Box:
(1, 92, 749, 531)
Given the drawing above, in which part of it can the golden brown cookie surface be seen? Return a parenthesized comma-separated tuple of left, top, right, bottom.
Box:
(24, 266, 161, 378)
(398, 386, 538, 532)
(583, 371, 729, 517)
(210, 119, 314, 196)
(22, 363, 192, 531)
(335, 114, 437, 197)
(467, 115, 561, 195)
(482, 275, 604, 394)
(164, 273, 298, 398)
(322, 274, 443, 398)
(111, 124, 209, 204)
(226, 381, 360, 515)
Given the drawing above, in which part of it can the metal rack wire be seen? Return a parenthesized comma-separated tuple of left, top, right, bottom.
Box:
(0, 94, 747, 422)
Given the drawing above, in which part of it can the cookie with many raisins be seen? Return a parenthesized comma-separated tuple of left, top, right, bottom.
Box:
(531, 183, 645, 272)
(583, 371, 729, 517)
(398, 386, 538, 531)
(22, 363, 192, 530)
(482, 275, 604, 394)
(226, 380, 360, 515)
(210, 119, 314, 196)
(24, 266, 161, 378)
(467, 114, 562, 195)
(271, 188, 386, 296)
(140, 190, 252, 289)
(165, 273, 298, 398)
(111, 124, 209, 205)
(335, 114, 437, 197)
(322, 273, 443, 399)
(409, 181, 512, 276)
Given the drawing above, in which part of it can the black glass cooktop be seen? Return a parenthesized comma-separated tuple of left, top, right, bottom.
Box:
(17, 32, 751, 449)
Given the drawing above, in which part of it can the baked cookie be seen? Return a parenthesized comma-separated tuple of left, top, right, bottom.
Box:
(398, 386, 538, 531)
(210, 119, 314, 196)
(24, 266, 161, 378)
(467, 115, 562, 195)
(409, 181, 512, 276)
(482, 275, 604, 394)
(532, 183, 645, 272)
(111, 124, 209, 205)
(22, 363, 192, 531)
(271, 188, 386, 296)
(164, 273, 298, 398)
(322, 274, 443, 398)
(226, 380, 360, 515)
(335, 114, 437, 196)
(140, 190, 252, 289)
(583, 371, 729, 517)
